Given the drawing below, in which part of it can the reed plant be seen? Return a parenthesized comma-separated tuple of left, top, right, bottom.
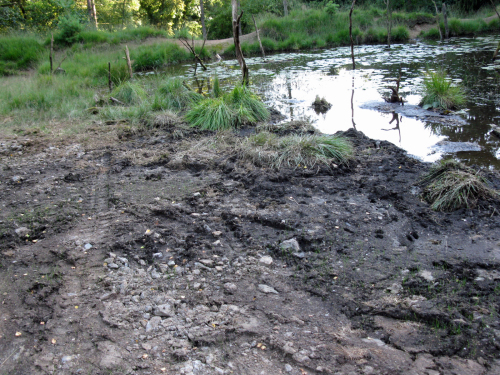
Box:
(420, 70, 466, 110)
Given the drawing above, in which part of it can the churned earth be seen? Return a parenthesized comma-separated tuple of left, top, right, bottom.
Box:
(0, 115, 500, 375)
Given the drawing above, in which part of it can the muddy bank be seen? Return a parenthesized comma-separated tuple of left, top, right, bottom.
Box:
(0, 124, 499, 375)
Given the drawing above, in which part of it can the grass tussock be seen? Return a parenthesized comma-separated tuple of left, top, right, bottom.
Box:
(256, 120, 317, 135)
(111, 81, 146, 105)
(156, 77, 203, 111)
(186, 85, 269, 131)
(242, 132, 353, 169)
(420, 70, 466, 110)
(420, 160, 498, 211)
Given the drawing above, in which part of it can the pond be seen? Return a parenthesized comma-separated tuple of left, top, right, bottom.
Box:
(169, 36, 500, 169)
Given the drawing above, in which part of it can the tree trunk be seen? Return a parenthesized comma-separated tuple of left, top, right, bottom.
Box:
(232, 0, 249, 85)
(443, 3, 449, 39)
(283, 0, 288, 17)
(386, 0, 392, 48)
(237, 1, 242, 36)
(349, 0, 356, 70)
(87, 0, 98, 29)
(252, 14, 265, 58)
(431, 0, 443, 41)
(200, 0, 207, 40)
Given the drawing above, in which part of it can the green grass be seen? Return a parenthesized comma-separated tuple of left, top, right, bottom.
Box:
(111, 81, 146, 105)
(156, 77, 203, 111)
(243, 132, 353, 169)
(422, 17, 497, 39)
(420, 70, 466, 110)
(185, 85, 269, 131)
(420, 160, 497, 211)
(0, 36, 44, 75)
(132, 42, 210, 71)
(225, 7, 411, 55)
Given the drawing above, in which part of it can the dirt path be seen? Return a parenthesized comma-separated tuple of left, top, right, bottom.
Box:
(1, 117, 499, 374)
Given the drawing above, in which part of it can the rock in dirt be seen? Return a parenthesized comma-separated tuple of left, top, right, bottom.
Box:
(259, 256, 273, 267)
(280, 238, 300, 252)
(153, 303, 173, 317)
(258, 284, 279, 294)
(14, 227, 30, 238)
(224, 283, 238, 294)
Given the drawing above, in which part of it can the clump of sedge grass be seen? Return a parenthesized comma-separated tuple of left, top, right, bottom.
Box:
(420, 160, 497, 211)
(242, 132, 353, 169)
(420, 70, 466, 110)
(186, 85, 269, 131)
(111, 81, 146, 105)
(157, 77, 203, 111)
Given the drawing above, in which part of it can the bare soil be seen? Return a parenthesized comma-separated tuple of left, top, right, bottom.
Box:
(1, 118, 500, 375)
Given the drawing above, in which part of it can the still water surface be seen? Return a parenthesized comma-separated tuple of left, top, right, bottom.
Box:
(168, 36, 500, 169)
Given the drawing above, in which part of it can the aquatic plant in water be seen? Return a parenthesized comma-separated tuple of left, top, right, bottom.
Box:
(420, 70, 465, 110)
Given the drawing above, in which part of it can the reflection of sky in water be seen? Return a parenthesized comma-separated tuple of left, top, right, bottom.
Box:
(178, 36, 500, 168)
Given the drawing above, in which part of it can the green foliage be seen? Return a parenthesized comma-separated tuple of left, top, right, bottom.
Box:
(111, 81, 146, 105)
(420, 160, 497, 212)
(186, 85, 269, 131)
(0, 36, 43, 75)
(420, 70, 466, 110)
(325, 1, 340, 16)
(157, 77, 203, 111)
(53, 13, 85, 46)
(132, 43, 190, 71)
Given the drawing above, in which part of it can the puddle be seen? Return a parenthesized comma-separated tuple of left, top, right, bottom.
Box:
(165, 36, 500, 169)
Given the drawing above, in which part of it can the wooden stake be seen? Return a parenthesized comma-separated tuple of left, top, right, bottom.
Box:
(50, 33, 54, 74)
(252, 14, 265, 58)
(108, 62, 112, 93)
(493, 42, 500, 61)
(385, 0, 392, 48)
(349, 0, 356, 70)
(232, 0, 249, 85)
(125, 45, 133, 79)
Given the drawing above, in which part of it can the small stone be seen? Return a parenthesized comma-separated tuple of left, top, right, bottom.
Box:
(224, 283, 237, 294)
(212, 231, 222, 237)
(193, 192, 201, 197)
(292, 252, 305, 259)
(258, 284, 279, 294)
(146, 316, 162, 332)
(15, 227, 30, 238)
(280, 238, 300, 252)
(193, 282, 202, 290)
(215, 266, 223, 272)
(138, 259, 147, 266)
(292, 352, 310, 363)
(107, 263, 119, 269)
(199, 259, 213, 267)
(419, 270, 434, 282)
(168, 260, 176, 267)
(285, 364, 293, 372)
(153, 303, 173, 317)
(141, 343, 152, 351)
(259, 256, 273, 267)
(151, 270, 160, 279)
(84, 243, 92, 250)
(11, 176, 22, 183)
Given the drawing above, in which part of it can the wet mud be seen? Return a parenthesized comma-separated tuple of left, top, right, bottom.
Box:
(1, 124, 500, 375)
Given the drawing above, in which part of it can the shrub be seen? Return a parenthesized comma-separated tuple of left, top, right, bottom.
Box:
(420, 160, 498, 211)
(420, 70, 466, 110)
(391, 26, 410, 43)
(53, 14, 85, 46)
(325, 1, 340, 16)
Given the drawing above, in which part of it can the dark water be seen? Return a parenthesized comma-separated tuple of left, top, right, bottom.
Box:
(170, 36, 500, 169)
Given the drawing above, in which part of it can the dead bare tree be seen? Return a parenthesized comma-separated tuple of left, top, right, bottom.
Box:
(232, 0, 249, 84)
(442, 3, 449, 39)
(385, 0, 392, 47)
(349, 0, 357, 70)
(178, 34, 208, 71)
(385, 65, 404, 104)
(431, 0, 443, 41)
(251, 14, 265, 58)
(490, 0, 500, 60)
(283, 0, 288, 17)
(200, 0, 207, 40)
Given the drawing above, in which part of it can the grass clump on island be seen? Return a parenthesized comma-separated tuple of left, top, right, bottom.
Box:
(185, 82, 269, 131)
(420, 70, 466, 110)
(420, 160, 498, 211)
(241, 131, 353, 169)
(421, 18, 498, 39)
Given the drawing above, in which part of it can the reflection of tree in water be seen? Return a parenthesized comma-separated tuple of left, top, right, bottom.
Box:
(382, 112, 402, 144)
